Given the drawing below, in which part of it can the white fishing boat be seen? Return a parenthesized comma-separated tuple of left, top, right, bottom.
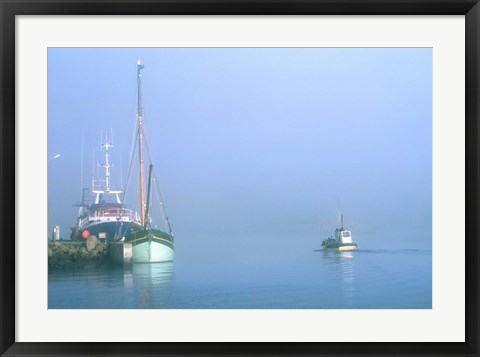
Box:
(321, 213, 357, 251)
(70, 132, 142, 243)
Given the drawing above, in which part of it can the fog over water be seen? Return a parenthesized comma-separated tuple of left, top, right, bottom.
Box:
(48, 48, 432, 252)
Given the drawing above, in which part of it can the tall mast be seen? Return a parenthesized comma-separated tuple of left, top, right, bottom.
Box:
(137, 59, 146, 226)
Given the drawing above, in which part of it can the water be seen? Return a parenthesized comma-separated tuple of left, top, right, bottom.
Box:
(48, 234, 431, 309)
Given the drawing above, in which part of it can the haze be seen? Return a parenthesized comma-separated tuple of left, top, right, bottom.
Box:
(48, 48, 432, 252)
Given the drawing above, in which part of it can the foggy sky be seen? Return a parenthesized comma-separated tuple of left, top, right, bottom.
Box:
(48, 48, 432, 249)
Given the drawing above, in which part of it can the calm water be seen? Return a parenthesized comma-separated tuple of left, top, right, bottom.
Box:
(48, 233, 432, 309)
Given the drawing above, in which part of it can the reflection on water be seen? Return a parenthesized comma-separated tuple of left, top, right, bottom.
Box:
(48, 246, 431, 309)
(322, 251, 355, 306)
(124, 262, 174, 285)
(124, 262, 174, 308)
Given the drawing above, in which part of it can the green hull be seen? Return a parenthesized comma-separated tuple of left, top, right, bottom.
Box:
(127, 229, 174, 263)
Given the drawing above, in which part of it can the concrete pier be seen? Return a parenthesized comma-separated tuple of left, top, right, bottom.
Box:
(108, 242, 132, 264)
(48, 240, 133, 270)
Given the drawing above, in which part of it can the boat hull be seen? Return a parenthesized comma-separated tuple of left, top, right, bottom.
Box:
(323, 243, 357, 251)
(128, 229, 174, 263)
(72, 220, 141, 243)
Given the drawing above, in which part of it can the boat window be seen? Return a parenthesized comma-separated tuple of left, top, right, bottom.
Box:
(109, 209, 118, 214)
(342, 231, 351, 237)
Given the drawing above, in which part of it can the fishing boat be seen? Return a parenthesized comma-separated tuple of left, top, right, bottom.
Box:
(70, 132, 142, 243)
(125, 60, 175, 263)
(70, 60, 174, 263)
(321, 213, 357, 251)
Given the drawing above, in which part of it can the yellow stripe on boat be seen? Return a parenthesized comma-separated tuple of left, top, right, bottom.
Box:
(339, 245, 357, 251)
(152, 235, 174, 246)
(131, 235, 173, 246)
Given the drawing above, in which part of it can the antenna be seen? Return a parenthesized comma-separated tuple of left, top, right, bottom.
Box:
(337, 198, 343, 229)
(100, 130, 114, 192)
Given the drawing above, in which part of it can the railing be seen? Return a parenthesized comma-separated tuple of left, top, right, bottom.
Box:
(80, 208, 141, 226)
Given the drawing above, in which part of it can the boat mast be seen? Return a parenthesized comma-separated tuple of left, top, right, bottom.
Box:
(144, 164, 153, 229)
(137, 59, 146, 226)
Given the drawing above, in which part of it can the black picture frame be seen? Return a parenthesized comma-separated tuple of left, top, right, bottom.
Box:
(1, 1, 478, 356)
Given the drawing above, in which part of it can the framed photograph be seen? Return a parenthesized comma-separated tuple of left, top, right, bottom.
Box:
(1, 1, 478, 356)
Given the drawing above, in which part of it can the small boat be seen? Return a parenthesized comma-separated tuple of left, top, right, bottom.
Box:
(321, 213, 357, 251)
(125, 60, 174, 263)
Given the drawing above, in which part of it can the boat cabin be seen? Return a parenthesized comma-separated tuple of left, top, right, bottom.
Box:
(340, 230, 352, 244)
(335, 228, 353, 244)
